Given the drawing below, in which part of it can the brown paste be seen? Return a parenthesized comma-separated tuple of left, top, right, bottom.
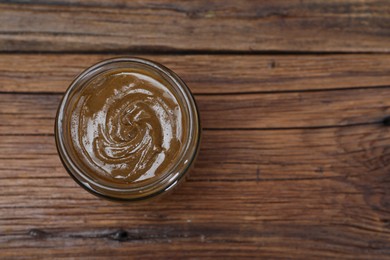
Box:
(69, 68, 186, 184)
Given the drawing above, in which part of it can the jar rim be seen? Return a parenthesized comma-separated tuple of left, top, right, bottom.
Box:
(55, 57, 201, 201)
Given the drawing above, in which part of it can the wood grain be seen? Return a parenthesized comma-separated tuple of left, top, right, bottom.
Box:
(1, 124, 389, 181)
(0, 54, 390, 94)
(1, 125, 390, 258)
(1, 86, 390, 135)
(1, 0, 390, 258)
(1, 179, 390, 259)
(1, 128, 390, 259)
(0, 1, 389, 52)
(1, 58, 390, 257)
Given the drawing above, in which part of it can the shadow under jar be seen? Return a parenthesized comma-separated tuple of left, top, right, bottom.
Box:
(55, 57, 201, 201)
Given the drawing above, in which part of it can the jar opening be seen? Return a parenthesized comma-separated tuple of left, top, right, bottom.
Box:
(56, 57, 201, 200)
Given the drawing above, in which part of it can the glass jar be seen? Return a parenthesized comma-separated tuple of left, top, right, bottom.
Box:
(55, 57, 201, 201)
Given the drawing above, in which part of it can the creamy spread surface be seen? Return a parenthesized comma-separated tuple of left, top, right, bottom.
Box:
(69, 68, 185, 184)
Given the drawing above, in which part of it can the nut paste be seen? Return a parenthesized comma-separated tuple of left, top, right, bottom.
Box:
(69, 68, 186, 184)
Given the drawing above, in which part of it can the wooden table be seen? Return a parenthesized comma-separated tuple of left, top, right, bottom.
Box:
(1, 1, 390, 259)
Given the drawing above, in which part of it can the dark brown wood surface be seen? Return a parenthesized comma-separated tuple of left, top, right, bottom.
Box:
(1, 1, 390, 259)
(0, 0, 389, 52)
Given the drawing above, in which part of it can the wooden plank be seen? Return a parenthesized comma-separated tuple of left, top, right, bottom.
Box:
(1, 123, 389, 181)
(1, 126, 390, 258)
(1, 178, 390, 258)
(1, 86, 390, 135)
(0, 1, 389, 52)
(2, 0, 390, 258)
(1, 54, 390, 94)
